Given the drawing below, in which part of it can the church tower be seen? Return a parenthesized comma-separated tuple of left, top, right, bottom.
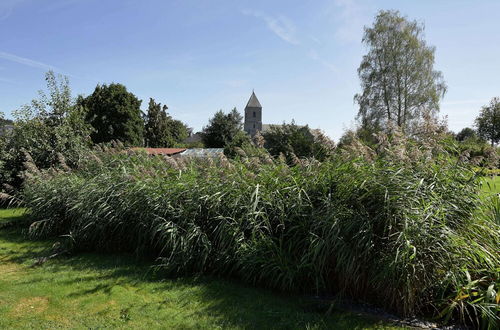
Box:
(244, 91, 262, 137)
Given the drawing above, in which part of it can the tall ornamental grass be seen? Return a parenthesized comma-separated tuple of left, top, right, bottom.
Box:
(23, 146, 499, 327)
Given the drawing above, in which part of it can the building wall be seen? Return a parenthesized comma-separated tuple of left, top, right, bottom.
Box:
(244, 106, 262, 136)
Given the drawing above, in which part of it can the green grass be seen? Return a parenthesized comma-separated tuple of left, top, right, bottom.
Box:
(0, 208, 27, 226)
(481, 175, 500, 196)
(0, 208, 399, 329)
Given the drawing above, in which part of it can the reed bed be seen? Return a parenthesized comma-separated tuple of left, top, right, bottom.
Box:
(22, 149, 499, 327)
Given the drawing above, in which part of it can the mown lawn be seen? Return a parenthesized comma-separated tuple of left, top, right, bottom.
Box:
(481, 175, 500, 196)
(0, 208, 398, 329)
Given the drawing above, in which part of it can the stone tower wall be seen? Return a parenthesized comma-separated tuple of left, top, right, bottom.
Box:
(244, 106, 262, 137)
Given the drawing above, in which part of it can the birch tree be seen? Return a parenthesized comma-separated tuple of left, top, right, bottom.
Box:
(355, 10, 447, 132)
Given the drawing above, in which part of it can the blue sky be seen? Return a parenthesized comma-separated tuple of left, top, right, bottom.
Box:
(1, 0, 499, 140)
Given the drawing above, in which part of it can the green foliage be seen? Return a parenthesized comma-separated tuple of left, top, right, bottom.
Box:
(144, 98, 188, 147)
(201, 108, 243, 148)
(475, 97, 500, 146)
(81, 83, 144, 146)
(456, 127, 477, 142)
(0, 71, 92, 189)
(168, 118, 189, 144)
(355, 10, 447, 131)
(22, 141, 499, 326)
(0, 112, 13, 126)
(262, 121, 335, 161)
(223, 130, 253, 158)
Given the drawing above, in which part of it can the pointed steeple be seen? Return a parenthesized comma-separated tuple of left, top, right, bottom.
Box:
(246, 91, 262, 108)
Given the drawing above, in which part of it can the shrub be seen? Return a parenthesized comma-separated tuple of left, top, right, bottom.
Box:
(0, 71, 92, 190)
(262, 121, 335, 162)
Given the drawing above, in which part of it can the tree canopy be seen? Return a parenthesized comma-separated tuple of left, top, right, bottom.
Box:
(0, 71, 92, 187)
(144, 98, 189, 147)
(201, 108, 243, 148)
(475, 97, 500, 146)
(262, 121, 335, 161)
(456, 127, 477, 142)
(81, 83, 144, 146)
(355, 10, 447, 132)
(0, 113, 13, 127)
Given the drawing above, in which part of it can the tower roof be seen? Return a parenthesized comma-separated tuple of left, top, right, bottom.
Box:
(245, 91, 262, 108)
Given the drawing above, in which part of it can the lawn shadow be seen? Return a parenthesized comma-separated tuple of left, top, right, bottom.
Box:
(0, 225, 393, 329)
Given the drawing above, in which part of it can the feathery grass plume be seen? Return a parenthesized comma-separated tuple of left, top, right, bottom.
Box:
(278, 152, 287, 164)
(234, 147, 247, 158)
(0, 192, 12, 201)
(89, 153, 103, 165)
(290, 153, 301, 166)
(246, 157, 262, 171)
(2, 183, 14, 192)
(56, 152, 71, 172)
(470, 156, 484, 166)
(261, 154, 274, 165)
(459, 150, 471, 163)
(174, 156, 187, 171)
(341, 134, 376, 161)
(483, 148, 499, 169)
(111, 140, 125, 150)
(21, 149, 39, 174)
(217, 153, 234, 170)
(313, 130, 336, 153)
(163, 156, 179, 170)
(253, 130, 266, 148)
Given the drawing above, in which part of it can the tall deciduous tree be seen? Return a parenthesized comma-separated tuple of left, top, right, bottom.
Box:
(201, 108, 243, 148)
(355, 10, 447, 131)
(81, 83, 144, 146)
(144, 98, 188, 147)
(475, 97, 500, 146)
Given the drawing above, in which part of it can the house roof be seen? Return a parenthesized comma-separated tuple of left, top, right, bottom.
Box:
(180, 148, 224, 157)
(245, 91, 262, 108)
(130, 148, 186, 156)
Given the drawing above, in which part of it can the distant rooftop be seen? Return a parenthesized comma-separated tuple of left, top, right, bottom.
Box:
(245, 91, 262, 108)
(130, 147, 186, 156)
(180, 148, 224, 157)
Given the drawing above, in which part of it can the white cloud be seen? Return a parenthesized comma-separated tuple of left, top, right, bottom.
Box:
(308, 49, 337, 72)
(0, 51, 59, 71)
(242, 10, 299, 45)
(242, 9, 338, 73)
(330, 0, 369, 42)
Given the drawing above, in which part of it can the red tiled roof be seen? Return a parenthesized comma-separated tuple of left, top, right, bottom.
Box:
(130, 148, 186, 156)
